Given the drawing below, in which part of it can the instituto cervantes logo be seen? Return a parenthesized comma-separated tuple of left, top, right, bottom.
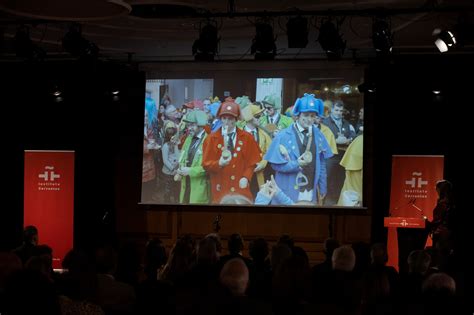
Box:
(38, 166, 61, 191)
(404, 171, 428, 199)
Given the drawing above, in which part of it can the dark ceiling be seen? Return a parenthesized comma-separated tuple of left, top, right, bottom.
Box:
(1, 0, 474, 61)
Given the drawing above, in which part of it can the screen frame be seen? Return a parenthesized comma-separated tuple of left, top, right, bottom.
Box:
(139, 60, 369, 214)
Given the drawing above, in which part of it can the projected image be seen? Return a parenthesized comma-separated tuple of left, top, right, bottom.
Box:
(142, 75, 363, 207)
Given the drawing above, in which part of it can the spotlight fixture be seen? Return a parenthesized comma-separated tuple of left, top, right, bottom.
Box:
(317, 20, 346, 60)
(251, 21, 277, 60)
(287, 16, 308, 48)
(433, 28, 456, 53)
(62, 24, 99, 59)
(358, 82, 376, 93)
(372, 19, 393, 54)
(192, 21, 220, 61)
(14, 25, 45, 61)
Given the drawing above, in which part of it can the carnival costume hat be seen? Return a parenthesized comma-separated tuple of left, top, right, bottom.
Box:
(262, 94, 282, 110)
(145, 96, 157, 125)
(241, 104, 264, 122)
(183, 110, 208, 126)
(217, 97, 241, 119)
(293, 93, 324, 116)
(235, 95, 251, 109)
(165, 104, 178, 117)
(208, 100, 221, 117)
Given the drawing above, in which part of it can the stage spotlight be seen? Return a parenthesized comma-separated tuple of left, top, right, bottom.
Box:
(372, 19, 393, 54)
(433, 28, 456, 53)
(251, 22, 277, 60)
(14, 26, 45, 61)
(192, 21, 219, 61)
(287, 16, 308, 48)
(358, 82, 376, 93)
(63, 24, 99, 59)
(317, 20, 346, 60)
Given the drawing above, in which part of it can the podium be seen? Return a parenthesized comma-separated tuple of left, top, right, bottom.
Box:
(384, 217, 426, 229)
(384, 217, 428, 273)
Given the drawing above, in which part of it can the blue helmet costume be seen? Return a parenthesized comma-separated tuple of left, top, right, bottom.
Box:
(263, 93, 333, 204)
(293, 93, 324, 117)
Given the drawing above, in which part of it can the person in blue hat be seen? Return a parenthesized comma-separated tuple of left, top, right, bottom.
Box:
(264, 94, 333, 205)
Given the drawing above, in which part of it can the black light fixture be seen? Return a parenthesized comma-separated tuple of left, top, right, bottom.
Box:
(63, 24, 99, 59)
(433, 28, 456, 53)
(286, 16, 308, 48)
(192, 21, 220, 61)
(372, 18, 393, 54)
(251, 21, 277, 60)
(14, 25, 45, 61)
(317, 19, 346, 60)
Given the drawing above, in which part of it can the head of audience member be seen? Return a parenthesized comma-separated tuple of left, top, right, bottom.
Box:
(228, 233, 244, 256)
(3, 269, 61, 315)
(205, 233, 222, 255)
(144, 238, 167, 276)
(159, 235, 195, 281)
(277, 234, 294, 249)
(352, 241, 371, 273)
(23, 225, 39, 246)
(332, 246, 356, 272)
(271, 243, 292, 272)
(197, 237, 218, 265)
(95, 245, 118, 275)
(422, 272, 456, 297)
(220, 258, 249, 296)
(323, 238, 340, 261)
(272, 254, 312, 301)
(0, 252, 22, 290)
(25, 254, 53, 281)
(370, 242, 389, 266)
(219, 194, 253, 205)
(249, 238, 269, 264)
(291, 246, 309, 267)
(407, 250, 431, 275)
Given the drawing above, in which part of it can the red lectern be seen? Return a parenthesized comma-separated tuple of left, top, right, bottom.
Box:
(384, 217, 426, 229)
(384, 216, 428, 273)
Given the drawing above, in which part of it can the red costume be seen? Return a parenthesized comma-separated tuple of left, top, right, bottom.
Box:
(202, 127, 261, 203)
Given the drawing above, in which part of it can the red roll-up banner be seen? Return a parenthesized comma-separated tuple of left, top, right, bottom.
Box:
(386, 155, 444, 270)
(24, 150, 74, 269)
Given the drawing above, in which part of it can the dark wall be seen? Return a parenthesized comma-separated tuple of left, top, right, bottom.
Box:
(0, 56, 469, 255)
(0, 60, 144, 250)
(366, 55, 467, 250)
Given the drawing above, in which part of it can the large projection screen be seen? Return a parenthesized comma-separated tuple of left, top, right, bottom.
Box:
(141, 63, 364, 208)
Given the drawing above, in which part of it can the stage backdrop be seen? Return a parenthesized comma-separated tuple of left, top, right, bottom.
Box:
(387, 155, 444, 270)
(24, 150, 75, 269)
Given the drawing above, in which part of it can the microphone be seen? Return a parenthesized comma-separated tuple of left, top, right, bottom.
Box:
(212, 215, 221, 232)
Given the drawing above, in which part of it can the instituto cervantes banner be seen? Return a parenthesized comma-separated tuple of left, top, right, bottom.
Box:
(24, 150, 74, 269)
(387, 155, 444, 270)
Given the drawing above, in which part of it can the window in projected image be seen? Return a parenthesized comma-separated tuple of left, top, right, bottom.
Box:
(142, 75, 363, 207)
